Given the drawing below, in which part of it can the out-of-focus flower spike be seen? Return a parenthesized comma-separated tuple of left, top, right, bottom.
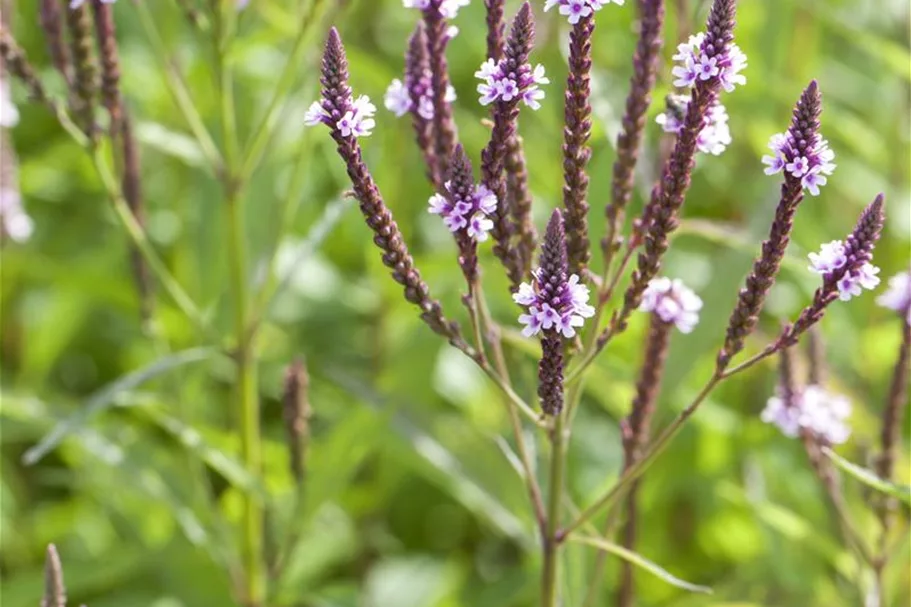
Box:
(42, 544, 67, 607)
(40, 0, 73, 85)
(0, 28, 50, 104)
(485, 0, 506, 60)
(283, 358, 311, 488)
(92, 0, 123, 131)
(66, 1, 99, 135)
(404, 22, 440, 187)
(423, 0, 460, 177)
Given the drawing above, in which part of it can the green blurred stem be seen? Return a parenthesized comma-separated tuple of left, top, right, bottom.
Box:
(90, 146, 209, 332)
(560, 375, 721, 540)
(216, 2, 264, 603)
(132, 0, 223, 173)
(239, 0, 326, 181)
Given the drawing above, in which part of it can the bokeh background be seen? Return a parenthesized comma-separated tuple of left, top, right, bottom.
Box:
(1, 0, 909, 605)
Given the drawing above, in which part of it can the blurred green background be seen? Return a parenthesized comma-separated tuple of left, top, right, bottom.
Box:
(1, 0, 909, 605)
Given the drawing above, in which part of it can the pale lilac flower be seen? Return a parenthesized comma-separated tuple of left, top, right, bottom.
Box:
(798, 385, 852, 445)
(428, 181, 498, 242)
(304, 101, 330, 126)
(544, 0, 623, 23)
(656, 95, 731, 156)
(671, 32, 747, 93)
(0, 188, 33, 243)
(384, 79, 411, 117)
(760, 393, 802, 438)
(70, 0, 116, 8)
(639, 277, 703, 333)
(877, 270, 911, 324)
(808, 240, 847, 275)
(474, 57, 547, 109)
(0, 79, 18, 128)
(762, 131, 836, 195)
(305, 94, 376, 138)
(403, 0, 470, 18)
(513, 270, 594, 338)
(836, 263, 881, 301)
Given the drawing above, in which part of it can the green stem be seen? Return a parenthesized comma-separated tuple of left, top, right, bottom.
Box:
(561, 375, 720, 539)
(541, 410, 565, 607)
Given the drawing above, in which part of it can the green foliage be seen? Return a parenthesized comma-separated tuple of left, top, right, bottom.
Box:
(1, 0, 909, 606)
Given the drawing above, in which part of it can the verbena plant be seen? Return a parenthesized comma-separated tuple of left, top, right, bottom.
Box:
(1, 0, 908, 606)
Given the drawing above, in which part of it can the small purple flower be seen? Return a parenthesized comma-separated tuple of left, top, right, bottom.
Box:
(474, 56, 548, 109)
(808, 240, 848, 274)
(513, 269, 594, 338)
(384, 72, 456, 120)
(760, 393, 802, 438)
(877, 270, 911, 324)
(656, 95, 731, 156)
(384, 79, 411, 117)
(638, 277, 703, 333)
(671, 32, 747, 93)
(762, 131, 835, 195)
(543, 0, 623, 23)
(762, 385, 851, 445)
(305, 93, 376, 138)
(428, 181, 498, 242)
(403, 0, 470, 18)
(70, 0, 116, 7)
(809, 240, 880, 301)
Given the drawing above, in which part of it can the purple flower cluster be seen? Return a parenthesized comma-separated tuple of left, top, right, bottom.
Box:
(305, 95, 377, 138)
(808, 240, 880, 301)
(403, 0, 470, 18)
(543, 0, 625, 24)
(656, 95, 731, 156)
(70, 0, 115, 7)
(671, 32, 747, 93)
(877, 270, 911, 324)
(762, 131, 836, 196)
(514, 273, 594, 338)
(761, 385, 851, 445)
(638, 277, 703, 333)
(384, 76, 456, 119)
(428, 180, 497, 241)
(475, 59, 548, 109)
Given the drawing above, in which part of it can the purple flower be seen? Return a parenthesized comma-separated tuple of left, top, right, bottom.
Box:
(514, 270, 594, 338)
(384, 72, 456, 120)
(0, 79, 18, 128)
(543, 0, 624, 23)
(384, 79, 412, 117)
(70, 0, 116, 7)
(474, 56, 547, 109)
(760, 392, 802, 438)
(0, 187, 33, 243)
(656, 95, 731, 156)
(809, 240, 880, 301)
(671, 32, 746, 92)
(305, 93, 376, 138)
(762, 131, 836, 196)
(877, 270, 911, 324)
(762, 385, 852, 445)
(638, 277, 703, 333)
(428, 181, 498, 242)
(403, 0, 471, 18)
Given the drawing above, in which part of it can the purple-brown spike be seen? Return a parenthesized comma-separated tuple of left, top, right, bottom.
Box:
(604, 0, 665, 262)
(716, 81, 821, 371)
(615, 0, 736, 335)
(40, 0, 72, 85)
(506, 134, 536, 279)
(0, 28, 49, 104)
(537, 210, 568, 416)
(65, 1, 99, 134)
(779, 194, 885, 347)
(485, 0, 506, 61)
(405, 23, 440, 188)
(320, 29, 467, 352)
(121, 111, 154, 323)
(423, 0, 459, 177)
(482, 2, 534, 289)
(617, 311, 673, 606)
(283, 358, 311, 488)
(447, 144, 480, 285)
(91, 0, 122, 131)
(561, 13, 594, 276)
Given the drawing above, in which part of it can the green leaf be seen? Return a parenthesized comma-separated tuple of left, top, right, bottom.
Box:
(22, 347, 216, 466)
(822, 448, 911, 505)
(569, 535, 713, 594)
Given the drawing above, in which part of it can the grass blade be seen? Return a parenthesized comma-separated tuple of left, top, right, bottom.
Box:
(823, 447, 911, 505)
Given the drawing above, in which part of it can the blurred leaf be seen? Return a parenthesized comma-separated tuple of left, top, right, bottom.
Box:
(570, 535, 713, 594)
(22, 348, 216, 466)
(823, 448, 911, 505)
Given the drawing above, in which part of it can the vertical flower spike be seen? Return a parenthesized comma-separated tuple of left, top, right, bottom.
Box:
(537, 210, 569, 415)
(877, 269, 911, 325)
(310, 29, 466, 350)
(478, 2, 547, 288)
(422, 0, 460, 177)
(65, 0, 99, 134)
(506, 134, 537, 278)
(428, 144, 498, 284)
(779, 194, 885, 347)
(401, 23, 439, 186)
(717, 82, 821, 371)
(91, 0, 122, 131)
(655, 94, 731, 155)
(485, 0, 506, 60)
(121, 112, 154, 322)
(42, 544, 67, 607)
(618, 274, 701, 606)
(560, 10, 594, 275)
(604, 0, 664, 262)
(282, 358, 311, 489)
(40, 0, 72, 85)
(618, 0, 740, 333)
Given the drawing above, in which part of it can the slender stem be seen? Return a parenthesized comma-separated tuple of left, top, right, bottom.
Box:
(562, 375, 720, 539)
(480, 364, 546, 428)
(541, 410, 566, 607)
(132, 0, 223, 173)
(90, 146, 210, 332)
